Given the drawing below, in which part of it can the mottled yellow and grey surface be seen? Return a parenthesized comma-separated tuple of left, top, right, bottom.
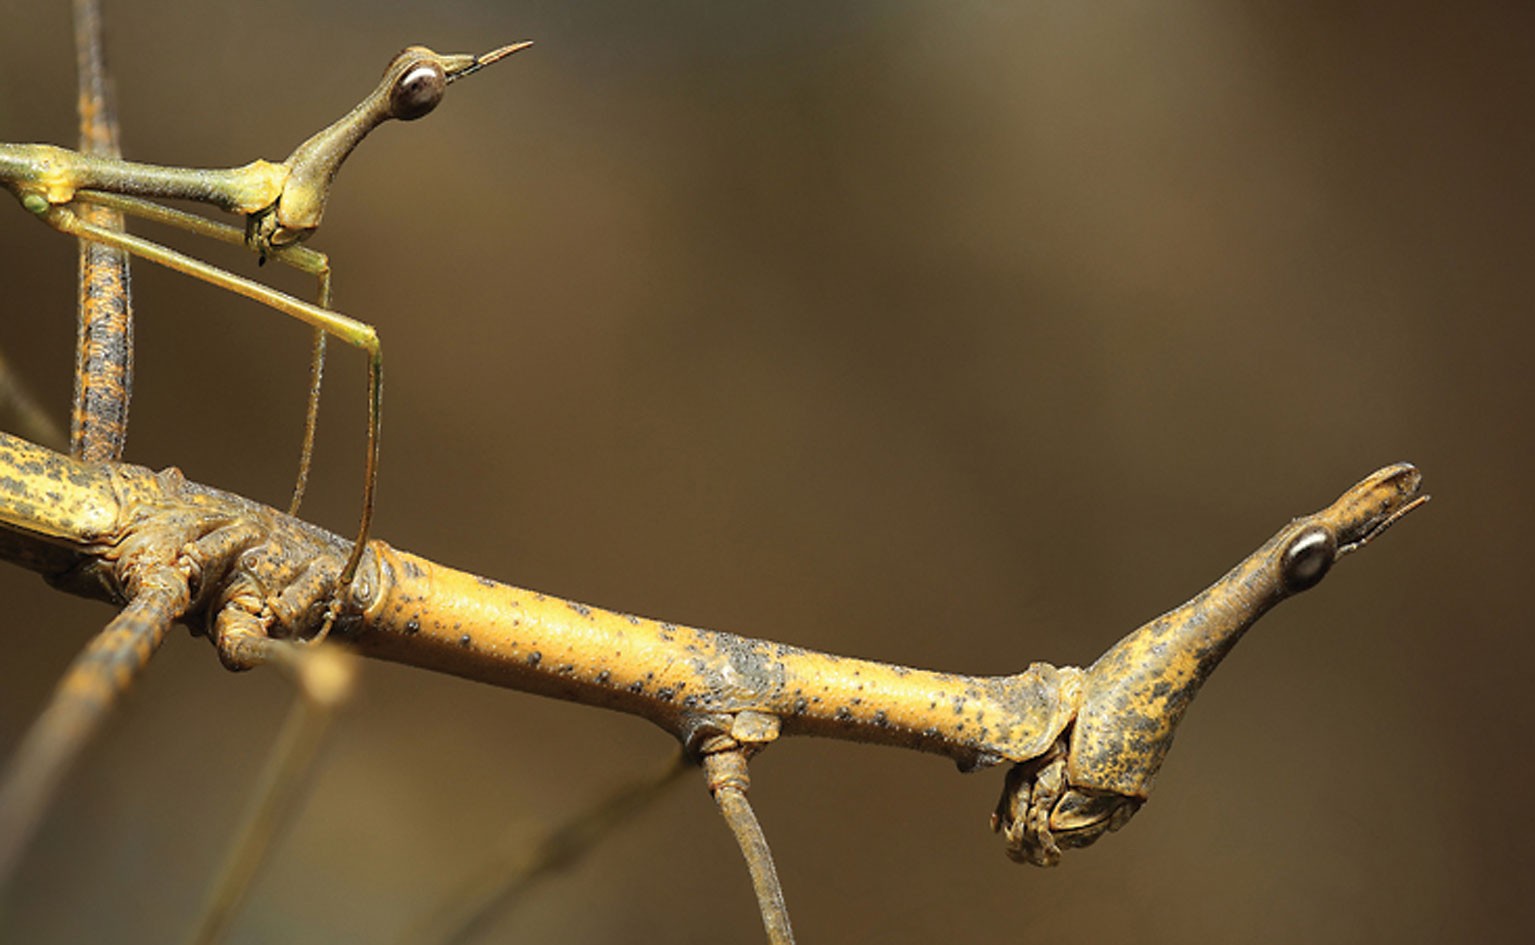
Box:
(0, 2, 1526, 943)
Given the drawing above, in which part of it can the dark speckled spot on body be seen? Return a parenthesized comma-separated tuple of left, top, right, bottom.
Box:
(528, 651, 542, 666)
(596, 669, 611, 685)
(568, 601, 591, 618)
(458, 633, 472, 647)
(404, 618, 420, 634)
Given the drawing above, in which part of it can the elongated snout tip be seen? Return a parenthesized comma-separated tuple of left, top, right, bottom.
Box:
(1331, 462, 1429, 556)
(481, 41, 536, 64)
(444, 41, 534, 82)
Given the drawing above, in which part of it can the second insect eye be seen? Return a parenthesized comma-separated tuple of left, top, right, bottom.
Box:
(392, 61, 446, 120)
(1281, 525, 1336, 593)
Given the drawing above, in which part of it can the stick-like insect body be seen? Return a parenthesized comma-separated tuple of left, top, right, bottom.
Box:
(0, 41, 531, 593)
(0, 432, 1428, 873)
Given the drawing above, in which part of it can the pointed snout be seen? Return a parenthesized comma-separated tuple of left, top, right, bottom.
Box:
(1326, 462, 1428, 555)
(1064, 463, 1428, 800)
(442, 41, 535, 83)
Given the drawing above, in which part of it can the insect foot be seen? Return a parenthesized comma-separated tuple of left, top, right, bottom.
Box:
(0, 429, 362, 674)
(994, 463, 1428, 866)
(990, 732, 1142, 867)
(208, 536, 347, 671)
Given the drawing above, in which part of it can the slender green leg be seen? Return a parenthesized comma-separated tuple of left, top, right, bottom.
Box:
(73, 191, 333, 517)
(293, 329, 327, 516)
(36, 200, 380, 588)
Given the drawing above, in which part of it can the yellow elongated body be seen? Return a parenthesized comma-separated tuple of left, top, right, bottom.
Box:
(357, 542, 1083, 768)
(0, 430, 1426, 867)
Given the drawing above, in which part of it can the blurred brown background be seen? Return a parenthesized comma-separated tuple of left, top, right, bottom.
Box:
(1, 1, 1530, 942)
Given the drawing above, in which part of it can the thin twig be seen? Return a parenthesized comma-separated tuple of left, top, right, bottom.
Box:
(404, 752, 691, 945)
(0, 348, 66, 450)
(185, 644, 357, 945)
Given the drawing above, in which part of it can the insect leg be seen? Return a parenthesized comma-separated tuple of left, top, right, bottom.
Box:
(35, 201, 379, 590)
(70, 0, 134, 463)
(71, 191, 335, 517)
(0, 569, 189, 888)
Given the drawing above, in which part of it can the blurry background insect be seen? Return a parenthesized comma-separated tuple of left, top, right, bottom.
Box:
(0, 1, 1529, 943)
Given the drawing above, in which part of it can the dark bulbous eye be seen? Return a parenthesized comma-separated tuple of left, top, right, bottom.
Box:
(391, 61, 446, 120)
(1281, 525, 1336, 593)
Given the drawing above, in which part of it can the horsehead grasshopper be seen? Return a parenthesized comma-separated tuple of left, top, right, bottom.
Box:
(0, 40, 532, 596)
(0, 431, 1428, 937)
(0, 21, 1434, 942)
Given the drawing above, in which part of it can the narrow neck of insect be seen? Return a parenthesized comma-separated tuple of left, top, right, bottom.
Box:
(1089, 535, 1288, 691)
(347, 544, 1082, 768)
(1077, 464, 1423, 726)
(274, 88, 396, 229)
